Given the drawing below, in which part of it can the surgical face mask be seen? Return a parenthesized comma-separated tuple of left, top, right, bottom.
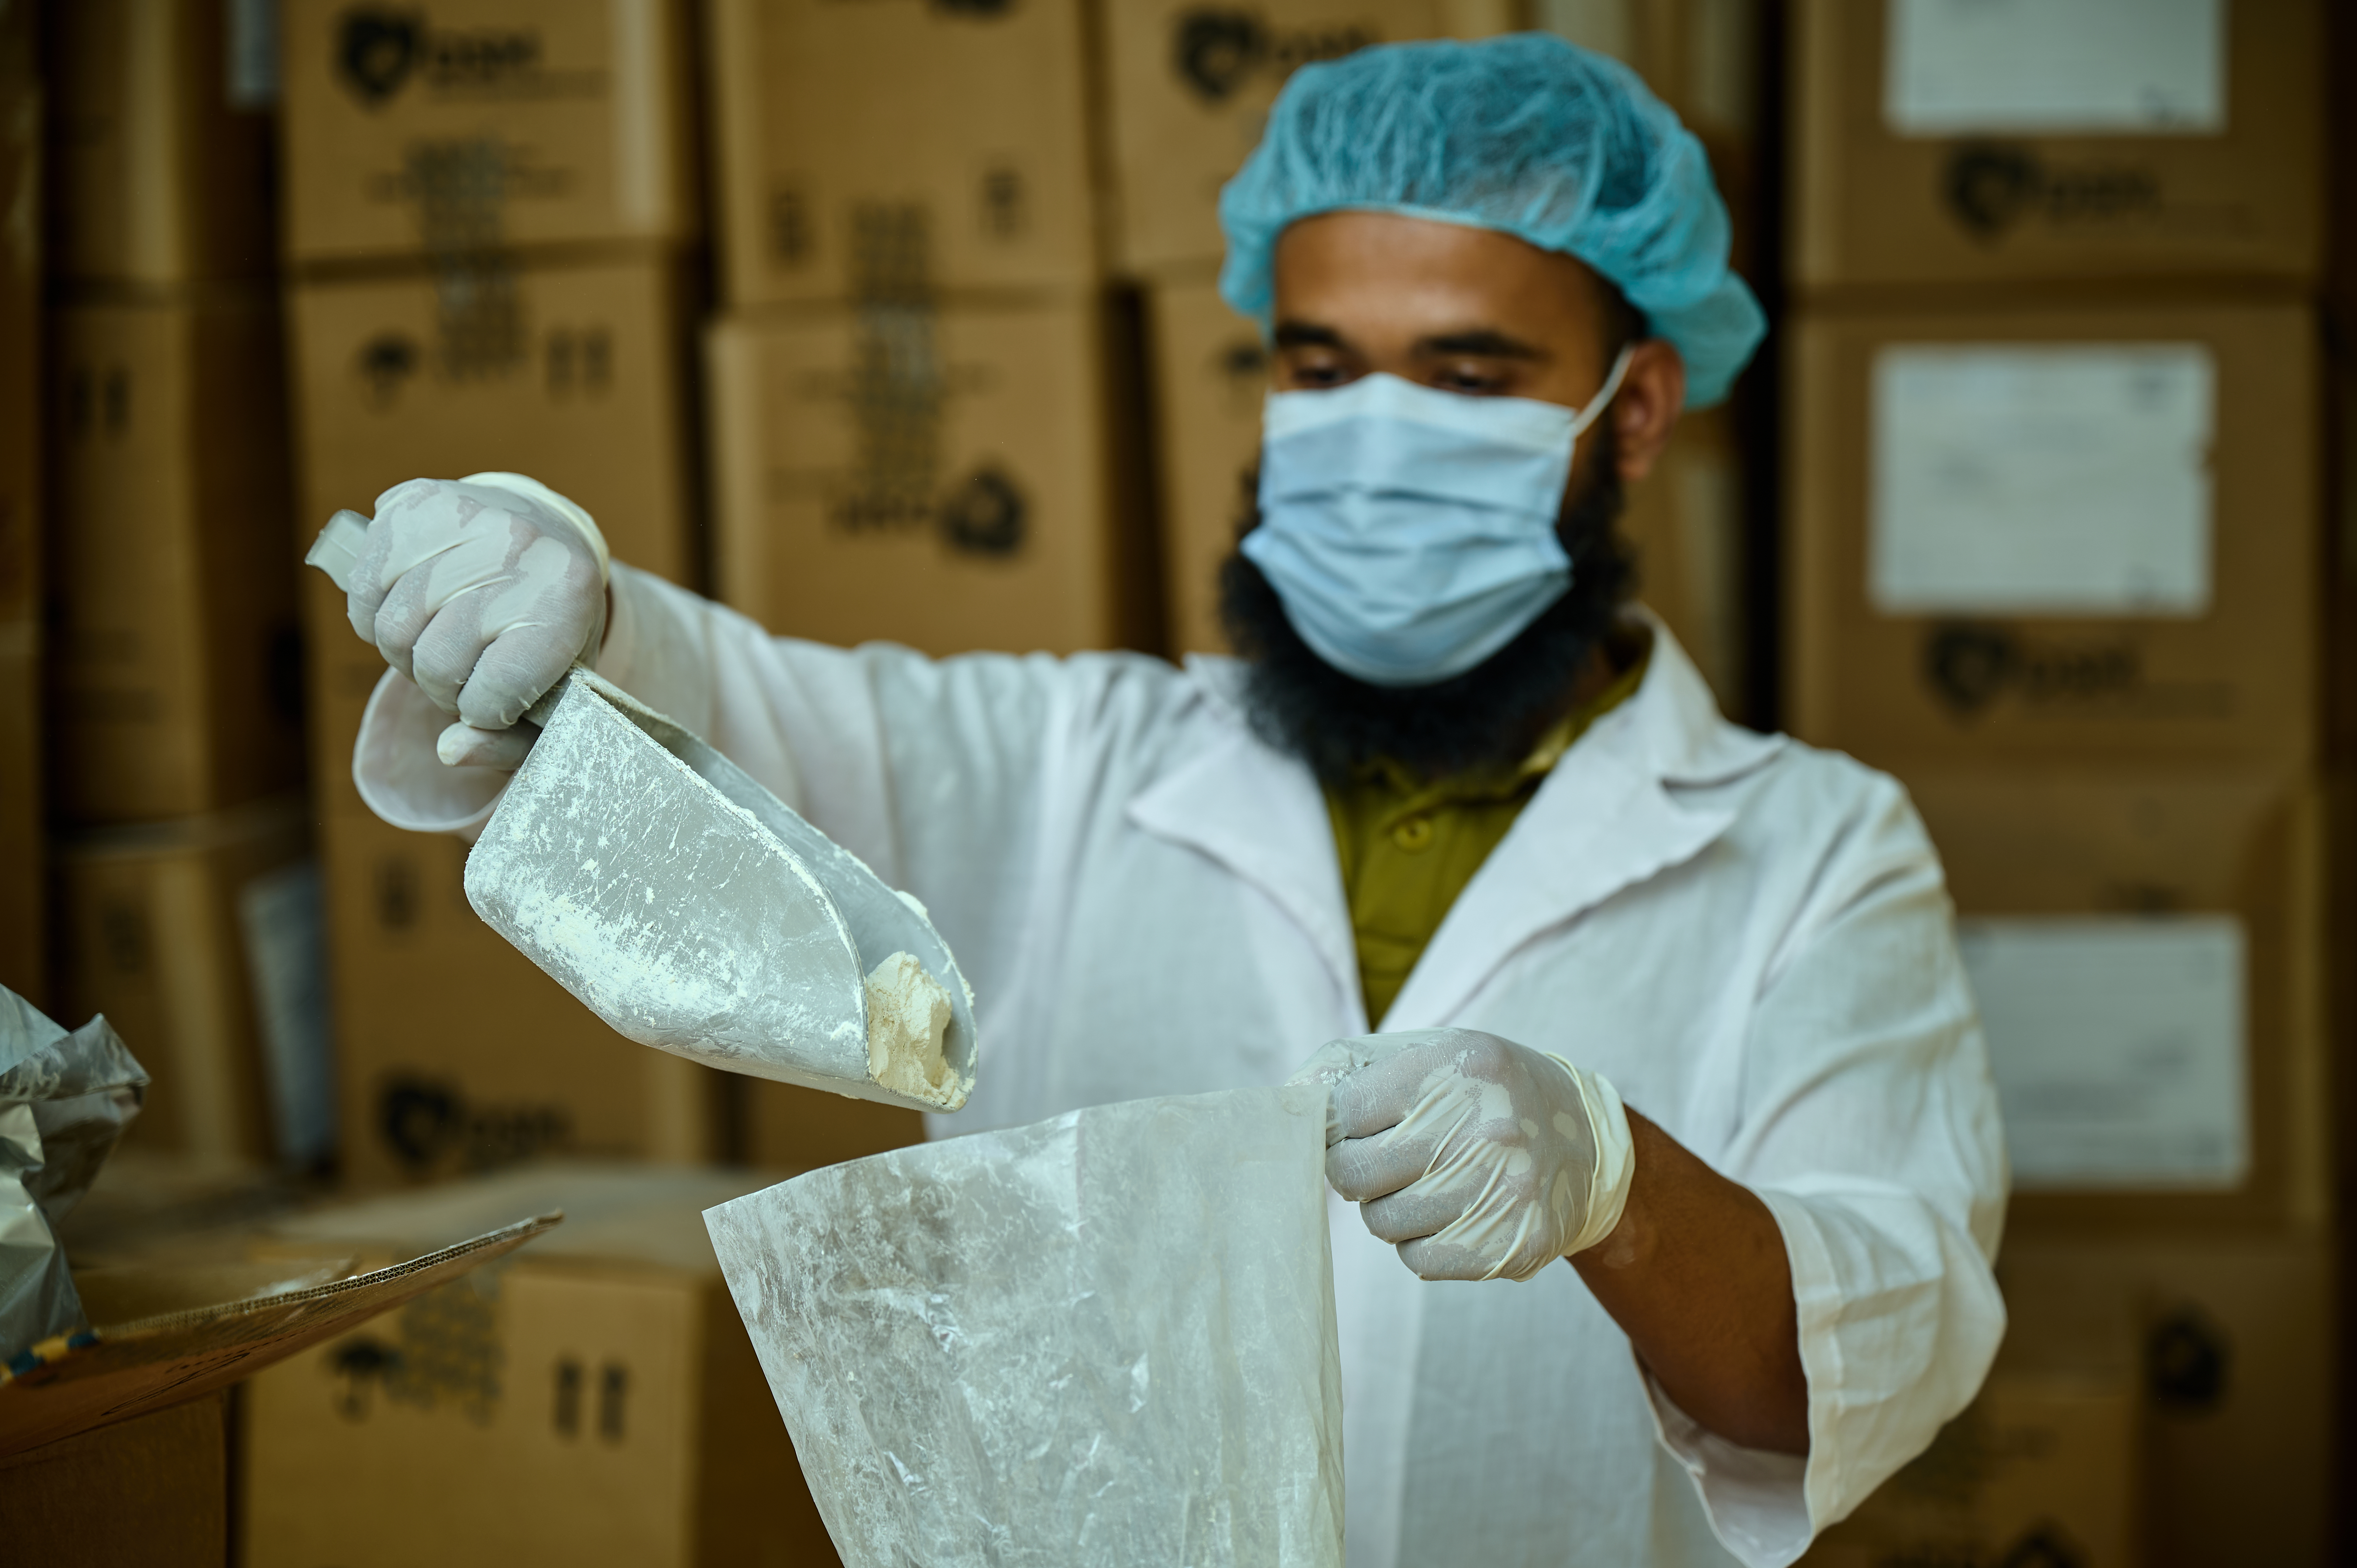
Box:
(1241, 349, 1632, 688)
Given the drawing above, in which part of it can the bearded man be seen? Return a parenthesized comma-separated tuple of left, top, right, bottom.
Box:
(336, 34, 2006, 1568)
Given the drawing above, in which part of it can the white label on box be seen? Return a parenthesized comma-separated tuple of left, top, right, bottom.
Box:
(1884, 0, 2226, 135)
(1958, 915, 2247, 1190)
(1869, 344, 2215, 615)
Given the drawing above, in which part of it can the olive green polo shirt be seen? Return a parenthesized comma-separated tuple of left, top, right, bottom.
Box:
(1323, 638, 1651, 1027)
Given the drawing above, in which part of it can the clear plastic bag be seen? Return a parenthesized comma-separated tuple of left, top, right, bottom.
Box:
(1, 987, 148, 1359)
(705, 1084, 1343, 1567)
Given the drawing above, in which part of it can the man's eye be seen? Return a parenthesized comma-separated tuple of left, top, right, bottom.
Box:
(1435, 367, 1505, 395)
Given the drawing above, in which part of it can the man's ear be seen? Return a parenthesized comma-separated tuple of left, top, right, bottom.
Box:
(1611, 340, 1687, 483)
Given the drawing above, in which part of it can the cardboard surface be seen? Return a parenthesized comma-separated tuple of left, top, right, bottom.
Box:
(55, 800, 311, 1166)
(1143, 273, 1748, 705)
(1785, 299, 2316, 770)
(0, 1392, 229, 1566)
(289, 252, 699, 588)
(744, 1080, 924, 1175)
(48, 290, 304, 824)
(1995, 1228, 2335, 1568)
(1102, 0, 1515, 277)
(1905, 762, 2324, 1229)
(1801, 1338, 2138, 1568)
(241, 1167, 825, 1568)
(707, 295, 1154, 656)
(0, 1213, 557, 1457)
(0, 634, 41, 1003)
(46, 0, 274, 285)
(1789, 0, 2323, 290)
(0, 1, 39, 1004)
(278, 0, 698, 262)
(705, 0, 1097, 306)
(0, 0, 35, 630)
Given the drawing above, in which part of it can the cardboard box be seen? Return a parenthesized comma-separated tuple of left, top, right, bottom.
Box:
(46, 0, 274, 285)
(278, 0, 698, 263)
(1, 1, 41, 1004)
(1995, 1229, 2335, 1568)
(0, 630, 40, 1003)
(1785, 299, 2317, 771)
(0, 0, 35, 631)
(1789, 0, 2324, 291)
(1801, 1305, 2138, 1568)
(241, 1166, 827, 1568)
(707, 295, 1155, 655)
(1143, 273, 1748, 706)
(1101, 0, 1515, 277)
(53, 801, 318, 1167)
(289, 252, 701, 588)
(48, 290, 303, 825)
(1904, 763, 2325, 1232)
(2, 1391, 229, 1565)
(705, 0, 1096, 306)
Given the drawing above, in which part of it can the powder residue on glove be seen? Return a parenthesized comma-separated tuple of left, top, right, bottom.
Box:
(864, 951, 959, 1106)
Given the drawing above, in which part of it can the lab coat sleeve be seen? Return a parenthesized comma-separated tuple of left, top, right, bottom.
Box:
(350, 563, 1081, 941)
(1641, 771, 2009, 1568)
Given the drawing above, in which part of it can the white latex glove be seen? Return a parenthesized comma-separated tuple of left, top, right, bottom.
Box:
(1288, 1027, 1636, 1283)
(345, 473, 610, 770)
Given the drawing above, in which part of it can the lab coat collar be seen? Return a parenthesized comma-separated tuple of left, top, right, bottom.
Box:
(1140, 614, 1780, 1031)
(1124, 689, 1364, 1027)
(1388, 614, 1781, 1026)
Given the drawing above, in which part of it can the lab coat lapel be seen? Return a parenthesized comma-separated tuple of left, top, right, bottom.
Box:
(1384, 620, 1779, 1030)
(1125, 671, 1362, 1024)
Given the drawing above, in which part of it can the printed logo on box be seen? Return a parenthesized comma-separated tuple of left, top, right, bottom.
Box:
(1171, 8, 1376, 105)
(1941, 143, 2248, 244)
(1919, 623, 2233, 724)
(336, 8, 602, 109)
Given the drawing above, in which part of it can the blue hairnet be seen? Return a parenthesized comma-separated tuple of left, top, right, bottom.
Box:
(1217, 33, 1765, 408)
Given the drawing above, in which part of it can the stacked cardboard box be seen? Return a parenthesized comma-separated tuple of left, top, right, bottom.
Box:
(702, 0, 1140, 1164)
(37, 0, 318, 1166)
(239, 1165, 827, 1567)
(278, 0, 720, 1181)
(1784, 0, 2333, 1554)
(0, 0, 40, 1003)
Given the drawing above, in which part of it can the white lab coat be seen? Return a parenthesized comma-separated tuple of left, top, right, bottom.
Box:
(356, 564, 2009, 1568)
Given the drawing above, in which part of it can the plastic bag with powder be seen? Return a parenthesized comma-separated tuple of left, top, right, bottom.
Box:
(703, 1084, 1343, 1568)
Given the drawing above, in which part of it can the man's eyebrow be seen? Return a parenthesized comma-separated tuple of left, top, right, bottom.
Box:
(1272, 320, 1350, 350)
(1414, 329, 1548, 360)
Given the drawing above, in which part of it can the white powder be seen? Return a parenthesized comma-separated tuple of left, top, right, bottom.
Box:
(864, 951, 959, 1106)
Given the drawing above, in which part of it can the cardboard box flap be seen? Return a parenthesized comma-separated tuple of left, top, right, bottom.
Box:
(0, 1211, 559, 1456)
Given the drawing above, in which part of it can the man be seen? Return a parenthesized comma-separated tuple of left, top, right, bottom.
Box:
(340, 35, 2005, 1568)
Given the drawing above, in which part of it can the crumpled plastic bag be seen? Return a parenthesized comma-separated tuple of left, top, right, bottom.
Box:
(705, 1084, 1343, 1568)
(2, 986, 148, 1361)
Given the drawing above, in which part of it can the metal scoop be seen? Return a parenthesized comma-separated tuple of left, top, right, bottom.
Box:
(306, 510, 976, 1113)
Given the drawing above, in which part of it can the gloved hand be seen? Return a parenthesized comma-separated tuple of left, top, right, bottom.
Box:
(1289, 1028, 1635, 1282)
(345, 473, 610, 770)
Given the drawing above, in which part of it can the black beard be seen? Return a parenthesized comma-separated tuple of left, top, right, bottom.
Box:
(1217, 447, 1637, 786)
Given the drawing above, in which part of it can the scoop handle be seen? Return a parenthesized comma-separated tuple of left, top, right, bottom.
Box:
(304, 509, 372, 594)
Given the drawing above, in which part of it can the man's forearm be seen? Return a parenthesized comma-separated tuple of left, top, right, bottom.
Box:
(1570, 1110, 1810, 1455)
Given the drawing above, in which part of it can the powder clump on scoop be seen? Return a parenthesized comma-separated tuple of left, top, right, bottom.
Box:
(864, 951, 959, 1105)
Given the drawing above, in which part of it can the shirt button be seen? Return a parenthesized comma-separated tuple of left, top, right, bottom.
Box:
(1391, 816, 1434, 852)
